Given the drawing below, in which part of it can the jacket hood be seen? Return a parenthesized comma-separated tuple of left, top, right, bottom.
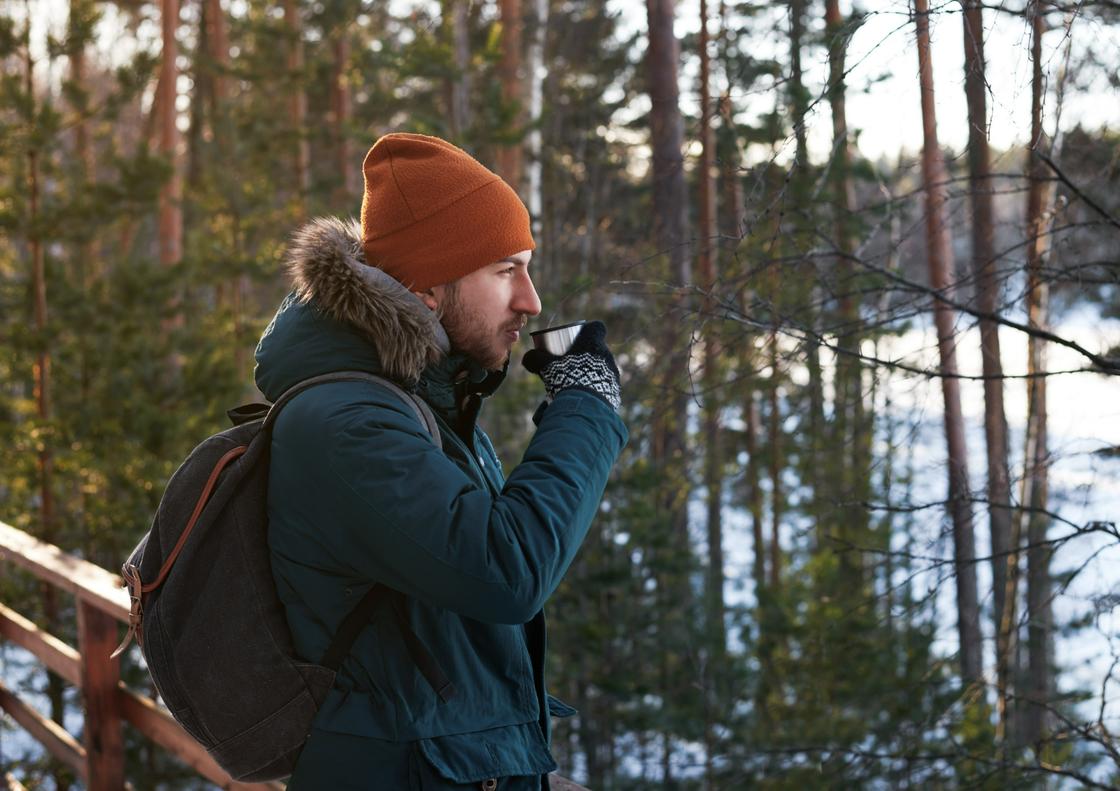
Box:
(254, 217, 450, 398)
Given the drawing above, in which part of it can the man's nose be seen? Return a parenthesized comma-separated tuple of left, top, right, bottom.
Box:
(514, 271, 542, 317)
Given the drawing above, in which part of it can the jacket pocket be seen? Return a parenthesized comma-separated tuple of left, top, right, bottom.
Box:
(415, 721, 557, 785)
(546, 695, 577, 719)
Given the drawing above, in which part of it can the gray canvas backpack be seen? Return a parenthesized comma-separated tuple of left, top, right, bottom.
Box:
(115, 371, 456, 781)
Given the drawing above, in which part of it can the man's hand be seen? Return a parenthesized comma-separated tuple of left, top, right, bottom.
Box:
(522, 320, 621, 412)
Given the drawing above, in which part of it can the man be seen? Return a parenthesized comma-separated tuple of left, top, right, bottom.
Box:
(253, 132, 628, 789)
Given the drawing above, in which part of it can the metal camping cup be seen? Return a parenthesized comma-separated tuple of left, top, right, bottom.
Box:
(530, 321, 586, 355)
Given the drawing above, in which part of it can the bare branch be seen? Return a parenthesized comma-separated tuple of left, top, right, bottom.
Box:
(1039, 151, 1120, 233)
(834, 255, 1120, 375)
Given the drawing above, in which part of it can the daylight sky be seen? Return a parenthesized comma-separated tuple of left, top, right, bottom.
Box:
(611, 0, 1120, 162)
(19, 0, 1120, 165)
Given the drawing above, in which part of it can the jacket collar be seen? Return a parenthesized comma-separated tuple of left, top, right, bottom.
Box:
(281, 217, 507, 416)
(419, 352, 508, 424)
(285, 217, 449, 385)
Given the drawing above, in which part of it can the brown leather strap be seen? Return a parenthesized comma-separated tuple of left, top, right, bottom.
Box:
(144, 445, 248, 594)
(111, 445, 248, 659)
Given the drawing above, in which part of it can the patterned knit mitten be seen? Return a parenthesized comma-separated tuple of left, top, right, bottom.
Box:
(522, 321, 621, 412)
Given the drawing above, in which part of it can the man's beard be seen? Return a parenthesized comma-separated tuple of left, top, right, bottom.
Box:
(439, 283, 525, 371)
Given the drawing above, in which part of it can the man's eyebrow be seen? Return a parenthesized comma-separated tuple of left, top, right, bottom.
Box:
(497, 257, 529, 266)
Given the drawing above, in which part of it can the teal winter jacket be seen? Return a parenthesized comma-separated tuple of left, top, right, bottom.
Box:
(254, 218, 627, 789)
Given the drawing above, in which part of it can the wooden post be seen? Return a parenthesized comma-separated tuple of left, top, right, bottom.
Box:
(77, 601, 124, 790)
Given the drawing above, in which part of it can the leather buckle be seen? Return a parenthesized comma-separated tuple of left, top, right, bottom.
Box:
(110, 564, 145, 658)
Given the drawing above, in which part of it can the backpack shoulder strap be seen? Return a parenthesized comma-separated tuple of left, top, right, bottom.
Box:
(321, 584, 456, 702)
(264, 370, 442, 451)
(357, 374, 443, 452)
(271, 372, 452, 698)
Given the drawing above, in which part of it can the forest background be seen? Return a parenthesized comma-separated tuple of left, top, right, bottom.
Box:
(1, 0, 1119, 787)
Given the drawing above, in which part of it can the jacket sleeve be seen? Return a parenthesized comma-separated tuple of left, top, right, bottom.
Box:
(271, 385, 628, 624)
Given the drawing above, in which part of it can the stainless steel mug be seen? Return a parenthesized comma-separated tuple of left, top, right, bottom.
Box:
(530, 321, 586, 355)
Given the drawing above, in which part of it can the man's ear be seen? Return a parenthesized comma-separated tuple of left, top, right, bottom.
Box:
(412, 288, 439, 311)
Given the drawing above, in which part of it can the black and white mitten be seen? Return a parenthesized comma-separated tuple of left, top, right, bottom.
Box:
(522, 321, 621, 412)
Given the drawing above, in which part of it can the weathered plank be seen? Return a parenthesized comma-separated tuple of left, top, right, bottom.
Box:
(78, 602, 125, 790)
(0, 678, 87, 781)
(117, 684, 284, 791)
(0, 601, 81, 686)
(0, 521, 129, 620)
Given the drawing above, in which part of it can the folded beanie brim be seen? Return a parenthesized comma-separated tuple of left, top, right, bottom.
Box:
(360, 133, 536, 291)
(364, 176, 535, 292)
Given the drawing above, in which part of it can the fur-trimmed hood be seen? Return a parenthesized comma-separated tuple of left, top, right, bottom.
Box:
(280, 217, 449, 384)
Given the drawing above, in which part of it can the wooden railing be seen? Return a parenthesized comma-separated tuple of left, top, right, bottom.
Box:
(0, 520, 278, 790)
(0, 520, 591, 791)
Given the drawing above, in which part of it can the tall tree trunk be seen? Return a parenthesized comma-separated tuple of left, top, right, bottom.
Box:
(698, 0, 724, 660)
(824, 0, 855, 260)
(447, 0, 472, 137)
(160, 0, 182, 267)
(645, 0, 689, 289)
(743, 390, 766, 594)
(773, 0, 798, 600)
(70, 26, 93, 193)
(1021, 0, 1054, 749)
(206, 0, 229, 111)
(188, 2, 208, 192)
(332, 31, 357, 203)
(789, 0, 836, 584)
(767, 321, 782, 594)
(142, 66, 164, 151)
(914, 0, 983, 687)
(284, 0, 310, 208)
(876, 178, 902, 628)
(960, 0, 1016, 738)
(756, 303, 783, 727)
(202, 0, 233, 200)
(496, 0, 524, 190)
(646, 1, 691, 782)
(645, 0, 691, 549)
(200, 0, 246, 381)
(718, 53, 766, 687)
(788, 0, 809, 173)
(825, 0, 867, 582)
(525, 0, 548, 243)
(697, 3, 723, 786)
(69, 0, 99, 279)
(68, 0, 98, 564)
(716, 0, 759, 609)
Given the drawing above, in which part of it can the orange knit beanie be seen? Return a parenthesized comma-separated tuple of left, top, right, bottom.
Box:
(360, 133, 535, 291)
